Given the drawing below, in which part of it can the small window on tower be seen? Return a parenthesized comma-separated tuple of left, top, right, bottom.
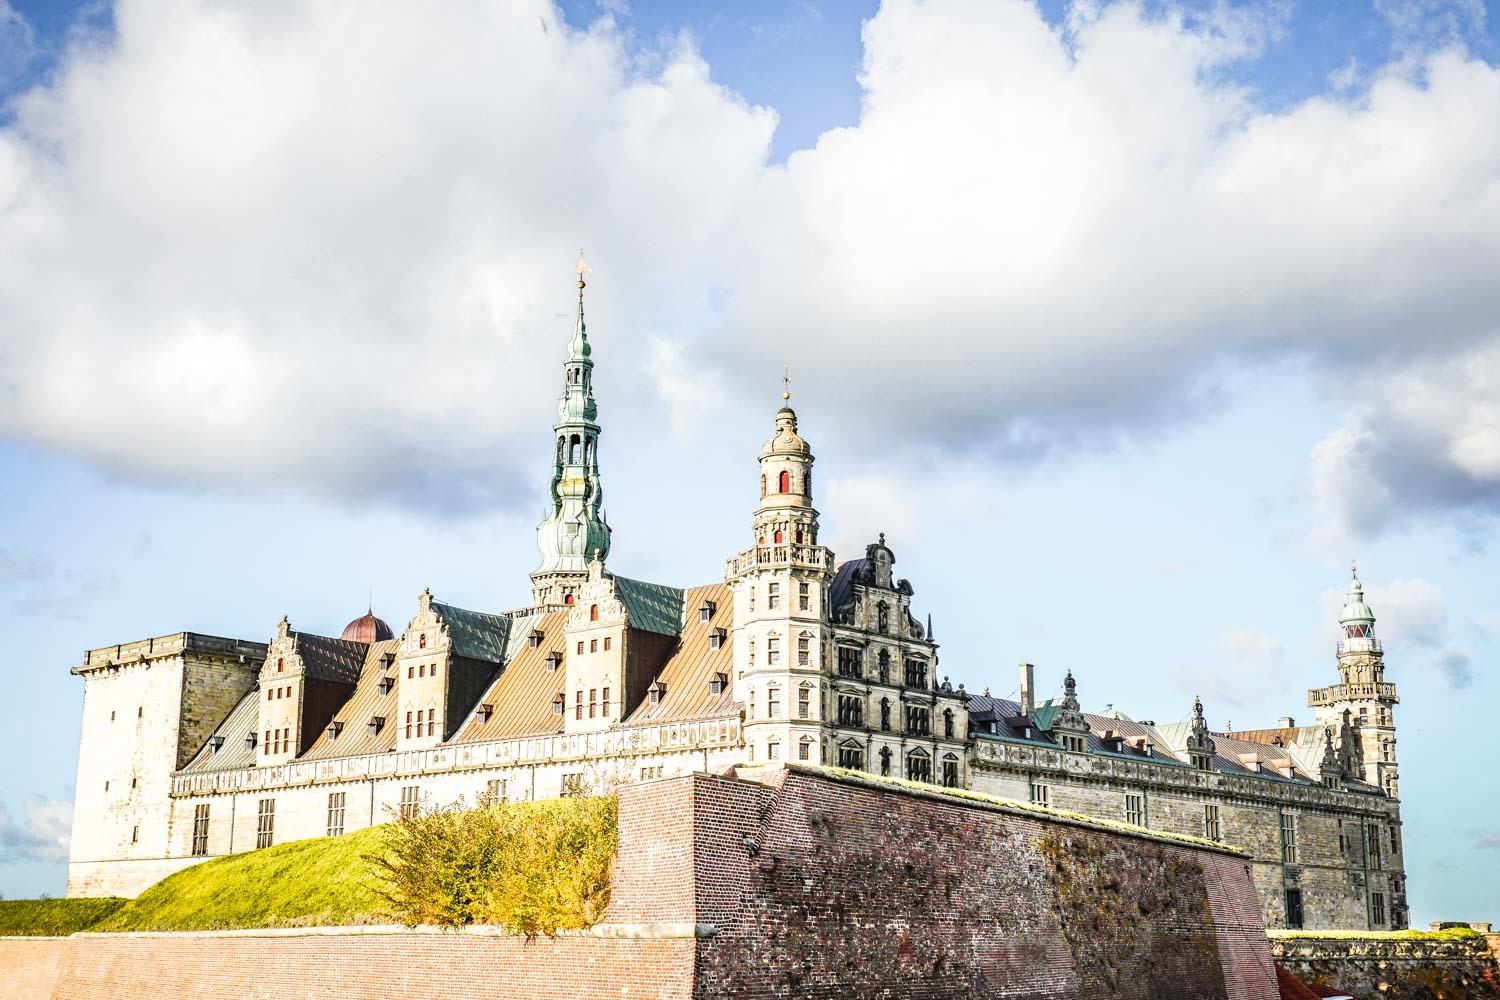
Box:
(779, 470, 790, 493)
(774, 529, 784, 544)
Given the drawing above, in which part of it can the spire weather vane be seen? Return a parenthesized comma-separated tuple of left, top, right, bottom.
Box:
(782, 362, 791, 401)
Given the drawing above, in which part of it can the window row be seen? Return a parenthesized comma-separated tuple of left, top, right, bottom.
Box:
(405, 709, 436, 738)
(573, 687, 612, 720)
(575, 636, 613, 653)
(746, 581, 814, 612)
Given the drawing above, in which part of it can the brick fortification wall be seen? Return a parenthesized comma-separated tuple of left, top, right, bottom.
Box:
(1272, 934, 1500, 999)
(4, 765, 1277, 999)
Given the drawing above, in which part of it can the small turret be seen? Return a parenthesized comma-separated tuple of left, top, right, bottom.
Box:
(1185, 695, 1216, 771)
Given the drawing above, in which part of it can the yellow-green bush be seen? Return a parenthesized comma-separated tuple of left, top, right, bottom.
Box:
(371, 794, 617, 934)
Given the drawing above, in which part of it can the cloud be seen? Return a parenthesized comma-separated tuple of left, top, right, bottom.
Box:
(0, 548, 119, 618)
(1375, 0, 1487, 57)
(0, 797, 71, 864)
(1434, 644, 1474, 689)
(1476, 832, 1500, 851)
(3, 0, 1500, 528)
(821, 472, 923, 563)
(1475, 609, 1500, 637)
(0, 1, 35, 93)
(1312, 344, 1500, 538)
(1173, 627, 1282, 710)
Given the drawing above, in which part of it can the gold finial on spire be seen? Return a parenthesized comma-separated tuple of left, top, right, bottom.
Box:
(1351, 558, 1358, 580)
(576, 249, 591, 291)
(782, 362, 791, 401)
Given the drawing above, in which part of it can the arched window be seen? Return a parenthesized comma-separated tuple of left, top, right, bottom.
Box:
(569, 435, 581, 463)
(795, 529, 803, 544)
(877, 648, 890, 683)
(877, 603, 889, 633)
(779, 470, 790, 493)
(774, 529, 784, 544)
(880, 698, 891, 731)
(760, 474, 766, 497)
(586, 438, 595, 465)
(944, 709, 955, 739)
(556, 437, 565, 463)
(805, 470, 811, 496)
(419, 634, 427, 649)
(589, 604, 600, 622)
(879, 745, 892, 776)
(564, 593, 575, 606)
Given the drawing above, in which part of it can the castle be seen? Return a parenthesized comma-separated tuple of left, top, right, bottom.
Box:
(66, 264, 1406, 932)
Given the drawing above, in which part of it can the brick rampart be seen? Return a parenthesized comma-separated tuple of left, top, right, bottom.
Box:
(1272, 934, 1500, 999)
(5, 764, 1278, 999)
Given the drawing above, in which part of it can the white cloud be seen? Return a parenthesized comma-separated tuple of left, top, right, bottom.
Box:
(3, 0, 1500, 528)
(0, 797, 71, 864)
(821, 472, 922, 563)
(1172, 627, 1283, 710)
(1475, 609, 1500, 637)
(1348, 577, 1450, 647)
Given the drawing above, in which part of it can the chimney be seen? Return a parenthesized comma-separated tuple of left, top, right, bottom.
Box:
(1279, 716, 1295, 728)
(1019, 662, 1035, 718)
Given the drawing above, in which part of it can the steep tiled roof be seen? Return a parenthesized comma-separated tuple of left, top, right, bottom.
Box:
(431, 602, 510, 662)
(625, 583, 738, 724)
(180, 687, 260, 773)
(294, 633, 368, 685)
(450, 611, 569, 743)
(302, 639, 402, 760)
(612, 576, 684, 636)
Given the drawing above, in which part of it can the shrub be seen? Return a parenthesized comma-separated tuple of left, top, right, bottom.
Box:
(371, 794, 617, 934)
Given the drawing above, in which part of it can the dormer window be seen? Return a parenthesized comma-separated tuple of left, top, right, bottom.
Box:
(210, 736, 225, 753)
(379, 676, 395, 695)
(367, 716, 384, 736)
(477, 704, 493, 723)
(383, 652, 396, 668)
(698, 601, 717, 622)
(528, 629, 544, 648)
(647, 680, 665, 705)
(709, 628, 727, 650)
(245, 732, 257, 749)
(709, 673, 728, 695)
(545, 651, 563, 671)
(327, 721, 344, 739)
(551, 693, 565, 714)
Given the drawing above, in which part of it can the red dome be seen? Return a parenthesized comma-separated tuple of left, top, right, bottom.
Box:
(341, 610, 394, 643)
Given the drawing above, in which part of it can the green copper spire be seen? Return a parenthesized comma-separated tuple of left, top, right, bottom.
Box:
(531, 253, 611, 605)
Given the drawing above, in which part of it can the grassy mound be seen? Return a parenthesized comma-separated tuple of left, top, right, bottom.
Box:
(93, 825, 388, 932)
(0, 898, 126, 936)
(1268, 927, 1482, 941)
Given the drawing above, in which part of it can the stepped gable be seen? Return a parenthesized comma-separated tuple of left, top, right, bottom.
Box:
(451, 610, 570, 743)
(301, 639, 402, 760)
(430, 601, 510, 662)
(179, 687, 261, 773)
(625, 583, 738, 724)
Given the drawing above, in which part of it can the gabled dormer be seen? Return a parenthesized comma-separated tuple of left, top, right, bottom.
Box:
(255, 616, 366, 766)
(394, 589, 508, 751)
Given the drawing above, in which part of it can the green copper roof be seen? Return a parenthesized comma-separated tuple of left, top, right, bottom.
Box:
(432, 602, 510, 662)
(612, 576, 684, 636)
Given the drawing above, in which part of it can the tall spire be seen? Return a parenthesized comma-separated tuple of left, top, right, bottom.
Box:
(532, 252, 612, 606)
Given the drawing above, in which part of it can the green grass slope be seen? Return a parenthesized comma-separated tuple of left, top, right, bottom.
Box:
(0, 898, 126, 936)
(92, 825, 390, 932)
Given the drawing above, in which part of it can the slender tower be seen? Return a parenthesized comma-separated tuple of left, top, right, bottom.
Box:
(532, 254, 612, 607)
(1309, 563, 1399, 796)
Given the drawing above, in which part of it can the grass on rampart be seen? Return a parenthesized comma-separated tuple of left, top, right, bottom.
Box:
(0, 897, 126, 936)
(1268, 926, 1482, 941)
(93, 824, 389, 932)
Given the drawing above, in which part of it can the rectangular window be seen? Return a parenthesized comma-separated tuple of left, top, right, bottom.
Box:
(603, 637, 611, 651)
(576, 690, 583, 721)
(768, 583, 781, 609)
(1280, 811, 1298, 865)
(837, 646, 862, 679)
(797, 635, 810, 666)
(1367, 824, 1383, 869)
(767, 687, 781, 719)
(561, 773, 584, 797)
(748, 588, 755, 611)
(427, 708, 435, 737)
(837, 694, 863, 727)
(1125, 793, 1145, 827)
(838, 743, 864, 770)
(798, 582, 810, 611)
(767, 741, 782, 760)
(1204, 804, 1221, 841)
(1371, 891, 1386, 927)
(486, 778, 506, 802)
(405, 711, 412, 739)
(1029, 777, 1049, 807)
(767, 637, 781, 665)
(602, 687, 610, 717)
(941, 757, 959, 788)
(589, 639, 597, 653)
(1389, 826, 1400, 855)
(400, 785, 420, 820)
(577, 641, 584, 655)
(905, 705, 931, 736)
(798, 740, 811, 761)
(588, 688, 597, 718)
(191, 803, 210, 857)
(797, 686, 810, 720)
(904, 659, 927, 688)
(1285, 888, 1304, 930)
(255, 799, 275, 850)
(327, 791, 346, 837)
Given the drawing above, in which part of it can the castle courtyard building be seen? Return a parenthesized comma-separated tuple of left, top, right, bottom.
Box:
(65, 269, 1405, 932)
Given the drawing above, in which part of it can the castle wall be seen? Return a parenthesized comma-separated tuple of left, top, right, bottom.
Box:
(8, 765, 1278, 1000)
(1271, 932, 1500, 1000)
(972, 738, 1405, 932)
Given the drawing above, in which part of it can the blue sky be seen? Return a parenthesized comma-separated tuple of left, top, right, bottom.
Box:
(0, 0, 1497, 925)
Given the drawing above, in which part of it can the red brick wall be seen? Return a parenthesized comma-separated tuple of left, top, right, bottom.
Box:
(3, 766, 1278, 999)
(1, 931, 695, 1000)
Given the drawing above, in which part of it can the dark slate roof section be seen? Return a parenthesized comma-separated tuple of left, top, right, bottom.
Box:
(624, 583, 739, 724)
(829, 559, 868, 613)
(432, 602, 510, 663)
(967, 695, 1058, 745)
(302, 639, 402, 760)
(612, 576, 684, 636)
(294, 633, 368, 685)
(179, 687, 260, 773)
